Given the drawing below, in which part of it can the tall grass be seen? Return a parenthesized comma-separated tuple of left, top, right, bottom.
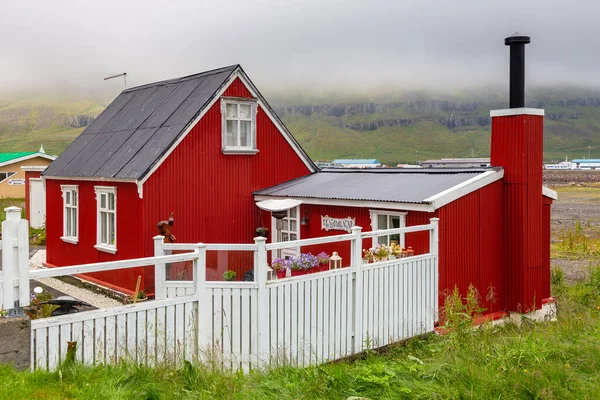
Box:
(2, 276, 600, 399)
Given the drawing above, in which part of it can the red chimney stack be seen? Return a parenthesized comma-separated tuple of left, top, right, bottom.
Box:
(490, 34, 547, 311)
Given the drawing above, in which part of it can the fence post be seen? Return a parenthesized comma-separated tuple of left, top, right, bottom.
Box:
(1, 207, 29, 316)
(254, 236, 269, 366)
(429, 218, 440, 319)
(153, 236, 165, 300)
(351, 226, 364, 354)
(193, 243, 209, 357)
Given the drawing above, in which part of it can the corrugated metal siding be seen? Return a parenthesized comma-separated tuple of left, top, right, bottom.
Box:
(492, 114, 546, 311)
(142, 77, 312, 281)
(24, 171, 41, 221)
(45, 180, 145, 293)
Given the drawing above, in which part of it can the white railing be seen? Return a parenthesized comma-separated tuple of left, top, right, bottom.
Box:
(1, 206, 439, 371)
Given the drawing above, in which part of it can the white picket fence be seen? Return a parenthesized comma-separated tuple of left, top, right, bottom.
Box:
(0, 206, 439, 371)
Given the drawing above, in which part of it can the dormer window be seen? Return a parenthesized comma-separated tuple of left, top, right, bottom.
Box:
(221, 97, 258, 154)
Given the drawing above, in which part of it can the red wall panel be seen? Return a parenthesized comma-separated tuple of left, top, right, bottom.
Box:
(141, 77, 313, 282)
(45, 180, 144, 293)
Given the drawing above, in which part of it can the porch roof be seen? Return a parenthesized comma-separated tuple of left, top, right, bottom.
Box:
(254, 168, 504, 211)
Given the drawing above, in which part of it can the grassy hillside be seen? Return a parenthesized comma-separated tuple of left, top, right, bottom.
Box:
(1, 88, 600, 164)
(0, 94, 106, 155)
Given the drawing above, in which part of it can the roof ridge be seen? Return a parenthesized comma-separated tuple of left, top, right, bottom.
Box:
(122, 65, 239, 94)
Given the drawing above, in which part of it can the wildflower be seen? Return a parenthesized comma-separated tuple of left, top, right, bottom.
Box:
(566, 363, 571, 369)
(523, 369, 528, 373)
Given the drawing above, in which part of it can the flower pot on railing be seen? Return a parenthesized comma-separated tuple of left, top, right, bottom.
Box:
(291, 269, 307, 277)
(276, 269, 287, 279)
(319, 263, 329, 272)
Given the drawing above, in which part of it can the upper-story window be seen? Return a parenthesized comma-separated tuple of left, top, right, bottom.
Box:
(221, 97, 258, 154)
(60, 185, 78, 244)
(94, 186, 117, 254)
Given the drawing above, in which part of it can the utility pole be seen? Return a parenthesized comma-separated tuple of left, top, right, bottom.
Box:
(589, 146, 591, 159)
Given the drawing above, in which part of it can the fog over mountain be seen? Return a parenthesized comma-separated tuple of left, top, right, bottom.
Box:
(1, 0, 600, 95)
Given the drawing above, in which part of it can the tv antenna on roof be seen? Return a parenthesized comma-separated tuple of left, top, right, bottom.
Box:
(104, 72, 127, 88)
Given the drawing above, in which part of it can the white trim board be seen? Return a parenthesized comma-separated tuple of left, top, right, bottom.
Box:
(0, 153, 55, 169)
(21, 166, 48, 172)
(543, 186, 558, 200)
(490, 108, 545, 117)
(255, 195, 435, 212)
(424, 169, 504, 209)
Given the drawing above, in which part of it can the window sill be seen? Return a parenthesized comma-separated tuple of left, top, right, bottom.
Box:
(60, 236, 78, 245)
(94, 244, 117, 254)
(222, 148, 259, 155)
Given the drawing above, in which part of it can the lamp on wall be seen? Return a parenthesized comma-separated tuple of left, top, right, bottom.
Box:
(301, 212, 310, 226)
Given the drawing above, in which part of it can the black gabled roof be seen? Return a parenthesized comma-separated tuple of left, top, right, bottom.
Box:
(43, 65, 239, 180)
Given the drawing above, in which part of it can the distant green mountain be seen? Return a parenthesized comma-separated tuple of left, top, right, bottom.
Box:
(1, 88, 599, 164)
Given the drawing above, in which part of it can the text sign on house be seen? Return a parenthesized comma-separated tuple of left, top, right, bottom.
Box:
(321, 215, 356, 233)
(8, 179, 25, 186)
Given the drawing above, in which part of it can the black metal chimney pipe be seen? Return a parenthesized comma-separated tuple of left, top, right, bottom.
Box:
(505, 34, 530, 108)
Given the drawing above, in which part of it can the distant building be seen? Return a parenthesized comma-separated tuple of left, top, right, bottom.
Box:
(331, 159, 381, 168)
(571, 159, 600, 170)
(0, 147, 55, 198)
(420, 158, 490, 168)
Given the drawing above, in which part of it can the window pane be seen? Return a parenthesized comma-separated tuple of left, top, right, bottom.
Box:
(290, 234, 297, 240)
(240, 121, 250, 147)
(66, 210, 72, 235)
(101, 212, 107, 243)
(378, 214, 387, 229)
(282, 220, 288, 230)
(239, 104, 251, 118)
(391, 216, 400, 228)
(0, 173, 5, 181)
(109, 215, 115, 245)
(66, 191, 71, 204)
(108, 193, 115, 210)
(101, 193, 106, 209)
(226, 120, 237, 147)
(73, 191, 77, 206)
(289, 207, 297, 218)
(290, 220, 297, 231)
(226, 103, 237, 118)
(378, 236, 388, 245)
(72, 209, 77, 236)
(282, 233, 289, 241)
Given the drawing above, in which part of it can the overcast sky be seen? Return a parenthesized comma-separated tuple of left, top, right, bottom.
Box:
(1, 0, 599, 95)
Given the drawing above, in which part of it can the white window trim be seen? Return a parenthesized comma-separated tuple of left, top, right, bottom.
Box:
(270, 206, 301, 259)
(369, 210, 407, 248)
(94, 186, 117, 254)
(60, 184, 79, 244)
(221, 97, 258, 154)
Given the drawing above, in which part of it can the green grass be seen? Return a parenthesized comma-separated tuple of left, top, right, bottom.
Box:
(1, 276, 600, 399)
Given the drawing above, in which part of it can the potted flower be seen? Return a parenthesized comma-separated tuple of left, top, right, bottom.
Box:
(223, 270, 237, 281)
(372, 244, 390, 261)
(363, 248, 375, 264)
(389, 243, 403, 260)
(126, 290, 148, 303)
(317, 252, 330, 272)
(301, 253, 319, 274)
(289, 256, 305, 276)
(271, 258, 288, 279)
(255, 227, 269, 238)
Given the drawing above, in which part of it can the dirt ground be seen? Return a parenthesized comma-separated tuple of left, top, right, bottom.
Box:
(546, 170, 600, 282)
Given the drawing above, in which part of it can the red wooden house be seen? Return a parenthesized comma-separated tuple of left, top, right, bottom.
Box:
(43, 35, 554, 313)
(43, 65, 317, 294)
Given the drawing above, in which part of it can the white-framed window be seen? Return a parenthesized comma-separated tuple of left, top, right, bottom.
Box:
(60, 185, 78, 244)
(369, 210, 407, 248)
(94, 186, 117, 254)
(0, 172, 16, 182)
(271, 206, 300, 259)
(221, 97, 258, 154)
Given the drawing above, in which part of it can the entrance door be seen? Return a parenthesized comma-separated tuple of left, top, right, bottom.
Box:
(29, 178, 46, 228)
(271, 206, 300, 259)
